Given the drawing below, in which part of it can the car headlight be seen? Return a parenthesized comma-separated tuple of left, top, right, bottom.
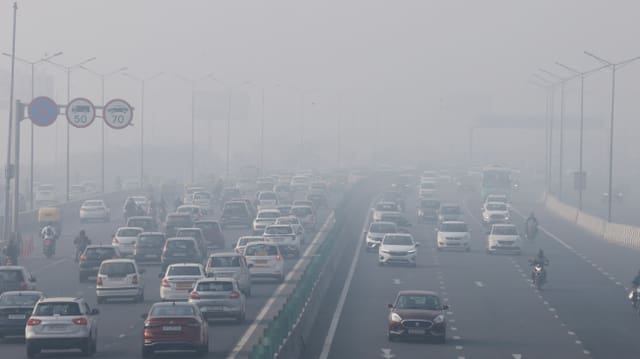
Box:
(390, 312, 402, 322)
(433, 314, 444, 324)
(504, 216, 510, 221)
(407, 249, 416, 254)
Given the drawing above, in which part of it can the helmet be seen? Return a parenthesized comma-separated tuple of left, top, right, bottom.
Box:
(537, 249, 544, 257)
(80, 230, 86, 236)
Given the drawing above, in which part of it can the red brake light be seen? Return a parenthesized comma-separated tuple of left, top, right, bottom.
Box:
(72, 317, 88, 325)
(96, 276, 103, 286)
(189, 291, 200, 300)
(161, 278, 170, 287)
(27, 318, 41, 326)
(229, 291, 240, 299)
(80, 255, 87, 262)
(131, 275, 139, 285)
(275, 255, 282, 261)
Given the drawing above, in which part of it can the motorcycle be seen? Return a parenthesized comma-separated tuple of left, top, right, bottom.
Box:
(628, 287, 640, 313)
(43, 236, 56, 259)
(529, 260, 547, 289)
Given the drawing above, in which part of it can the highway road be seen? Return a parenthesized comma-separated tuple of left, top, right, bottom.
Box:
(305, 181, 640, 359)
(0, 191, 334, 359)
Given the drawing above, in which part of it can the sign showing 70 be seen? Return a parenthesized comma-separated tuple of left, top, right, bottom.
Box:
(103, 99, 134, 129)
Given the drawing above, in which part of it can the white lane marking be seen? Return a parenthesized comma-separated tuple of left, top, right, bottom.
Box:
(229, 211, 335, 359)
(513, 355, 522, 359)
(118, 334, 125, 338)
(451, 326, 458, 331)
(584, 350, 590, 355)
(568, 331, 575, 335)
(456, 345, 463, 350)
(576, 340, 582, 345)
(380, 348, 395, 359)
(393, 278, 402, 285)
(474, 281, 484, 288)
(318, 204, 375, 359)
(453, 335, 461, 340)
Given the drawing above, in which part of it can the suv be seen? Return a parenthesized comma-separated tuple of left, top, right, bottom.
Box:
(417, 198, 440, 224)
(164, 213, 194, 238)
(96, 259, 145, 303)
(78, 245, 121, 282)
(0, 266, 36, 294)
(221, 201, 253, 229)
(25, 297, 99, 357)
(134, 232, 166, 262)
(161, 238, 203, 272)
(205, 253, 251, 296)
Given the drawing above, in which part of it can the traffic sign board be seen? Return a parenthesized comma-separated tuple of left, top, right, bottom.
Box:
(103, 99, 133, 129)
(66, 98, 96, 128)
(28, 96, 59, 127)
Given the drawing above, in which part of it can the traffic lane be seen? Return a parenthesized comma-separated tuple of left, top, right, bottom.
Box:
(507, 196, 640, 357)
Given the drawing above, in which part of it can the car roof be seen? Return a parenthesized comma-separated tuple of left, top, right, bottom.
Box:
(38, 297, 82, 303)
(0, 290, 43, 296)
(208, 252, 241, 258)
(167, 237, 197, 242)
(101, 258, 136, 264)
(140, 232, 165, 236)
(492, 223, 515, 228)
(128, 216, 153, 220)
(176, 227, 202, 231)
(196, 277, 236, 284)
(441, 221, 466, 225)
(168, 263, 203, 268)
(258, 209, 281, 213)
(397, 290, 439, 297)
(384, 233, 412, 238)
(117, 226, 144, 231)
(151, 301, 195, 308)
(486, 201, 506, 206)
(370, 221, 396, 227)
(245, 241, 277, 247)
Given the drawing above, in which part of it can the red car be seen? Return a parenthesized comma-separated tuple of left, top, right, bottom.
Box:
(142, 302, 208, 357)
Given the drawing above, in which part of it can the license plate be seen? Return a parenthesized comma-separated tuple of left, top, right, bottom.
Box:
(8, 314, 25, 320)
(255, 259, 268, 264)
(407, 328, 425, 335)
(162, 326, 181, 331)
(47, 324, 67, 331)
(176, 282, 192, 289)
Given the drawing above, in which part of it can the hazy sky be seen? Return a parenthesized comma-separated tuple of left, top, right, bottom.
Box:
(2, 0, 640, 180)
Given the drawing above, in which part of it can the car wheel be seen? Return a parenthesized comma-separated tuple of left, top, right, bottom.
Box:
(142, 346, 153, 358)
(387, 332, 396, 342)
(196, 343, 208, 356)
(436, 334, 446, 344)
(80, 337, 92, 356)
(26, 343, 39, 358)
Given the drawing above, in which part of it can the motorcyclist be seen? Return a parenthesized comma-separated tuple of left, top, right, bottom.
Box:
(41, 224, 57, 240)
(124, 198, 137, 219)
(531, 249, 549, 282)
(73, 230, 91, 262)
(4, 236, 19, 265)
(526, 212, 538, 238)
(630, 270, 640, 308)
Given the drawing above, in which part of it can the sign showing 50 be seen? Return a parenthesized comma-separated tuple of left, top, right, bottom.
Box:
(66, 98, 96, 128)
(103, 99, 134, 129)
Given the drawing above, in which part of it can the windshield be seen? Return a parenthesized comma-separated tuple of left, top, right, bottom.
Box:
(167, 240, 196, 251)
(395, 295, 441, 310)
(138, 235, 164, 245)
(167, 215, 192, 226)
(177, 229, 201, 239)
(209, 256, 241, 267)
(383, 235, 413, 246)
(440, 223, 468, 232)
(487, 203, 507, 211)
(168, 266, 202, 276)
(440, 206, 460, 215)
(492, 226, 518, 236)
(150, 305, 195, 317)
(0, 293, 41, 306)
(238, 237, 262, 246)
(117, 228, 141, 237)
(291, 207, 312, 216)
(369, 223, 397, 233)
(259, 192, 277, 200)
(258, 211, 280, 219)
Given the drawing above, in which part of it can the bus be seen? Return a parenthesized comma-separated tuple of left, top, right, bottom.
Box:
(481, 164, 512, 201)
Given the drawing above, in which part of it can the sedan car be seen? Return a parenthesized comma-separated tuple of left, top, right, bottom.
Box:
(372, 201, 401, 222)
(436, 221, 471, 251)
(188, 278, 246, 322)
(234, 236, 263, 255)
(481, 201, 510, 225)
(252, 209, 282, 234)
(112, 227, 144, 257)
(486, 224, 522, 255)
(79, 245, 121, 282)
(205, 253, 251, 296)
(244, 242, 284, 282)
(79, 199, 110, 222)
(0, 291, 45, 338)
(378, 234, 418, 266)
(364, 221, 398, 251)
(96, 259, 145, 303)
(160, 264, 205, 301)
(141, 302, 208, 357)
(25, 297, 100, 357)
(387, 290, 447, 343)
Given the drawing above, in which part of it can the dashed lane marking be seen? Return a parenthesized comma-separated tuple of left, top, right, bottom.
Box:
(474, 281, 484, 287)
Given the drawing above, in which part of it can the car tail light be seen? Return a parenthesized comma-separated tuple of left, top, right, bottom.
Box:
(275, 255, 282, 261)
(27, 318, 41, 326)
(189, 291, 200, 300)
(80, 255, 87, 263)
(96, 276, 103, 286)
(161, 278, 170, 287)
(113, 237, 119, 244)
(229, 291, 240, 299)
(72, 317, 88, 325)
(131, 275, 139, 285)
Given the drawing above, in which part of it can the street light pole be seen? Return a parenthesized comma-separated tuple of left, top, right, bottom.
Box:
(584, 51, 640, 222)
(260, 88, 265, 175)
(529, 78, 552, 193)
(3, 1, 18, 242)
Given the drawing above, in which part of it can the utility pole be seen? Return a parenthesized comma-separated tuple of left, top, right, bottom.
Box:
(3, 1, 18, 243)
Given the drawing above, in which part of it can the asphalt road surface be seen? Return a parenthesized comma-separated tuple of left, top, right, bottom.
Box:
(305, 181, 640, 359)
(0, 191, 333, 359)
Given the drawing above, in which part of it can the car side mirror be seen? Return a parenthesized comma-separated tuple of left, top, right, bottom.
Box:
(442, 304, 449, 310)
(415, 242, 420, 247)
(387, 304, 393, 309)
(139, 268, 146, 275)
(29, 276, 36, 283)
(91, 308, 100, 315)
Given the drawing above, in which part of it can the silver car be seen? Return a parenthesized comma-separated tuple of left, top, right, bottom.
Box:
(205, 253, 251, 296)
(96, 259, 145, 303)
(25, 297, 99, 358)
(188, 278, 246, 323)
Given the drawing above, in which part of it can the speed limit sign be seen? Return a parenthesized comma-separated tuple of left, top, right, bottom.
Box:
(66, 98, 96, 128)
(103, 99, 133, 129)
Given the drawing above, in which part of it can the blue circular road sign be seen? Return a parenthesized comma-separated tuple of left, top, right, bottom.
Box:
(28, 96, 59, 127)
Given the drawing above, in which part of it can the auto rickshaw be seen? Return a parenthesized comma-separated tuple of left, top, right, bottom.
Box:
(38, 207, 62, 235)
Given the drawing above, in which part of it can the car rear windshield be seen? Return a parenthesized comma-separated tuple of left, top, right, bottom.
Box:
(440, 223, 468, 232)
(0, 270, 23, 282)
(259, 192, 277, 200)
(168, 266, 202, 276)
(128, 218, 151, 227)
(492, 226, 518, 236)
(101, 262, 136, 276)
(167, 240, 196, 251)
(150, 305, 195, 317)
(177, 230, 201, 239)
(85, 247, 116, 258)
(224, 203, 248, 216)
(245, 244, 278, 256)
(83, 201, 103, 207)
(383, 235, 413, 246)
(167, 215, 192, 226)
(209, 256, 241, 267)
(265, 226, 292, 235)
(291, 207, 312, 216)
(370, 223, 397, 233)
(197, 281, 234, 292)
(396, 295, 441, 310)
(117, 228, 141, 237)
(440, 206, 460, 214)
(34, 302, 81, 316)
(0, 293, 40, 306)
(196, 222, 220, 232)
(238, 237, 262, 246)
(138, 235, 165, 245)
(421, 200, 440, 209)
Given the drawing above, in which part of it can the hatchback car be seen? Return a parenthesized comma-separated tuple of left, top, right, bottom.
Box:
(387, 290, 447, 342)
(96, 259, 145, 303)
(164, 213, 194, 238)
(161, 238, 203, 272)
(0, 266, 36, 294)
(378, 234, 418, 266)
(141, 302, 208, 357)
(0, 291, 45, 338)
(364, 221, 398, 251)
(252, 209, 282, 234)
(205, 253, 251, 296)
(78, 245, 121, 282)
(234, 236, 263, 255)
(189, 278, 246, 322)
(160, 264, 205, 301)
(220, 201, 253, 229)
(244, 242, 285, 282)
(133, 232, 166, 262)
(127, 216, 157, 232)
(25, 297, 99, 357)
(486, 224, 521, 255)
(263, 224, 301, 257)
(112, 226, 144, 257)
(290, 205, 316, 231)
(79, 199, 110, 222)
(436, 221, 471, 251)
(194, 220, 225, 249)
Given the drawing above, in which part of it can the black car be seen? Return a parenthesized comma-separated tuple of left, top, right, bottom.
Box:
(0, 266, 36, 294)
(78, 245, 121, 282)
(134, 232, 166, 262)
(164, 213, 193, 238)
(161, 238, 203, 272)
(418, 198, 440, 224)
(126, 216, 157, 232)
(220, 201, 253, 229)
(0, 291, 45, 338)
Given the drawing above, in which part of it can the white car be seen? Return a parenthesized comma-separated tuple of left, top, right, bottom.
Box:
(481, 201, 510, 225)
(291, 205, 317, 231)
(112, 227, 143, 256)
(263, 224, 301, 257)
(486, 224, 521, 255)
(159, 263, 205, 301)
(205, 253, 251, 296)
(436, 221, 471, 251)
(484, 194, 508, 206)
(79, 199, 110, 222)
(188, 277, 246, 322)
(177, 205, 205, 221)
(274, 216, 305, 237)
(372, 202, 401, 222)
(418, 181, 437, 198)
(364, 221, 398, 252)
(252, 209, 281, 234)
(234, 236, 264, 255)
(378, 233, 418, 266)
(244, 242, 285, 282)
(256, 191, 279, 210)
(96, 259, 145, 303)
